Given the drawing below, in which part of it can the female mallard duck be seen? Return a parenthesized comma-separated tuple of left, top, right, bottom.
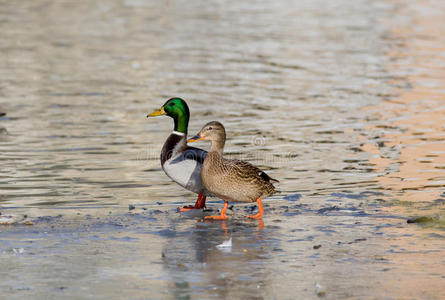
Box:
(147, 98, 210, 211)
(188, 121, 278, 219)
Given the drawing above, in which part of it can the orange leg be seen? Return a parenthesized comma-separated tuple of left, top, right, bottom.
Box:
(178, 193, 207, 212)
(221, 221, 229, 236)
(205, 201, 229, 220)
(247, 198, 264, 219)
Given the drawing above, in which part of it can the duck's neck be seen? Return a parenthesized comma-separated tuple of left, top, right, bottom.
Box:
(209, 139, 225, 155)
(161, 132, 186, 165)
(173, 113, 189, 135)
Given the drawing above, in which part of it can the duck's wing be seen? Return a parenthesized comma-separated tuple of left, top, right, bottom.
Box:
(183, 146, 207, 165)
(163, 146, 208, 194)
(258, 170, 279, 183)
(226, 159, 279, 183)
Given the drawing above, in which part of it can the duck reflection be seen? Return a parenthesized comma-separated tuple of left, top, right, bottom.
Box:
(161, 218, 273, 299)
(0, 112, 6, 136)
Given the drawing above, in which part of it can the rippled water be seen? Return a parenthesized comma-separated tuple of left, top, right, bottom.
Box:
(1, 0, 444, 299)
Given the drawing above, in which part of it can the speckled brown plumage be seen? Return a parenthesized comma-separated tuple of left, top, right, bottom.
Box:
(193, 121, 278, 204)
(202, 151, 277, 203)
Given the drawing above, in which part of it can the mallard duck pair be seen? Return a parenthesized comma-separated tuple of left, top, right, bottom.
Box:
(147, 98, 277, 219)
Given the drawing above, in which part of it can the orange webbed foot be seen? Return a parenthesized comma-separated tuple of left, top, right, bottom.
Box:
(178, 205, 197, 212)
(247, 213, 263, 219)
(204, 201, 229, 221)
(246, 198, 264, 219)
(205, 215, 228, 220)
(177, 193, 207, 212)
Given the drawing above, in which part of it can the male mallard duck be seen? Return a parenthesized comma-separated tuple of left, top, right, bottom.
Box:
(147, 98, 210, 211)
(188, 121, 278, 219)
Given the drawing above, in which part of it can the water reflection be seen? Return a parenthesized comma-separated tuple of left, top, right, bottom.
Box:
(361, 0, 445, 214)
(359, 2, 445, 296)
(0, 0, 444, 299)
(0, 0, 395, 211)
(162, 219, 271, 299)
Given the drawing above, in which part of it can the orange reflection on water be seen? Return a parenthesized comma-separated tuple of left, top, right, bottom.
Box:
(361, 0, 445, 205)
(358, 3, 445, 298)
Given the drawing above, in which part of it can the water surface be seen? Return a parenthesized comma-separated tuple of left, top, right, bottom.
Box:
(0, 0, 444, 299)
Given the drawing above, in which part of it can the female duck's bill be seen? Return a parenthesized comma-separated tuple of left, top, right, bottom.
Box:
(188, 133, 204, 142)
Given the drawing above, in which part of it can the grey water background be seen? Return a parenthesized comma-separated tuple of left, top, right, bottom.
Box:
(1, 0, 444, 299)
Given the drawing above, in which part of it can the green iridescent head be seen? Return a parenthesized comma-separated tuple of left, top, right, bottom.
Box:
(147, 97, 190, 134)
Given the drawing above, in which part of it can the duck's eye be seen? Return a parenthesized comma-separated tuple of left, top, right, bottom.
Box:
(208, 126, 213, 130)
(169, 102, 175, 106)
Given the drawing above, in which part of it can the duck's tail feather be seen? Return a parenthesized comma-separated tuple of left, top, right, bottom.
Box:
(259, 171, 279, 183)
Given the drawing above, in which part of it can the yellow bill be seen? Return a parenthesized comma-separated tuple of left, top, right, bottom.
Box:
(147, 106, 166, 117)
